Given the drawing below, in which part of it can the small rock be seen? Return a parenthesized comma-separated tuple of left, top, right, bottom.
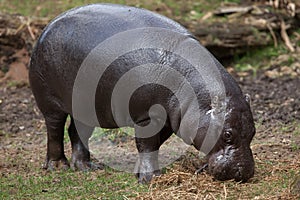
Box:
(282, 138, 290, 144)
(280, 66, 293, 76)
(265, 69, 279, 78)
(11, 126, 19, 133)
(237, 71, 249, 77)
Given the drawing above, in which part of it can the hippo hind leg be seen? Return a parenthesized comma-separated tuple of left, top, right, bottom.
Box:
(135, 125, 173, 184)
(68, 117, 100, 171)
(43, 112, 70, 170)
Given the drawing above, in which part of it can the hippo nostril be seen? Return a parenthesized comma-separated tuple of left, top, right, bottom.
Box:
(234, 167, 244, 182)
(235, 171, 242, 181)
(234, 165, 254, 182)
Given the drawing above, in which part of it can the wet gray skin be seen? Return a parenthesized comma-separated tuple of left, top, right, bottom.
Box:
(29, 3, 256, 183)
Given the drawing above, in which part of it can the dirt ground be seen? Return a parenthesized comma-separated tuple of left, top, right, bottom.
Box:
(0, 27, 300, 200)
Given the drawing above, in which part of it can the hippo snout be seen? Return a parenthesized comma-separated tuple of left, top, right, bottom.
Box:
(233, 163, 255, 182)
(207, 147, 255, 182)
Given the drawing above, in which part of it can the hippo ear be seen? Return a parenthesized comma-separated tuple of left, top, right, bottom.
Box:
(244, 94, 251, 105)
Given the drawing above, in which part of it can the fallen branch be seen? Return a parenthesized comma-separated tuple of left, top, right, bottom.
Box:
(191, 1, 299, 59)
(267, 23, 278, 47)
(214, 6, 253, 15)
(280, 19, 295, 52)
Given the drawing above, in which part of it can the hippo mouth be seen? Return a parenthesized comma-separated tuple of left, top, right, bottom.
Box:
(208, 163, 253, 182)
(196, 152, 255, 182)
(196, 162, 253, 182)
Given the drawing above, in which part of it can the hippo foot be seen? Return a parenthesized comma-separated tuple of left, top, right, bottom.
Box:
(136, 170, 161, 184)
(70, 159, 102, 171)
(43, 157, 70, 171)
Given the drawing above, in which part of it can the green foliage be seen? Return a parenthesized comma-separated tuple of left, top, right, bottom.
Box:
(233, 45, 289, 73)
(223, 0, 240, 3)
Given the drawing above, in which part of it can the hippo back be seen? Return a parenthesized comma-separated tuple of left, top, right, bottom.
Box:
(29, 4, 194, 115)
(33, 3, 192, 70)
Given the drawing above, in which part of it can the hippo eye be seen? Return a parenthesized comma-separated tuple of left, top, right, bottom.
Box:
(223, 130, 233, 142)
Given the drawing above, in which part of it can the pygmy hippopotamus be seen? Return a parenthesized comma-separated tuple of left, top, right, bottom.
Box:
(29, 3, 256, 183)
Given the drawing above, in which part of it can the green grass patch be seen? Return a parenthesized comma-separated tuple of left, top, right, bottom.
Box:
(0, 168, 148, 199)
(255, 161, 298, 197)
(0, 0, 231, 20)
(63, 115, 135, 144)
(291, 142, 300, 152)
(232, 27, 299, 75)
(0, 0, 129, 17)
(291, 123, 300, 151)
(232, 44, 289, 73)
(91, 127, 134, 143)
(292, 122, 300, 136)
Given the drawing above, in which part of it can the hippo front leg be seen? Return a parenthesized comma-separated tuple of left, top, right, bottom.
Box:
(135, 149, 160, 184)
(134, 136, 162, 184)
(68, 117, 98, 171)
(134, 125, 173, 184)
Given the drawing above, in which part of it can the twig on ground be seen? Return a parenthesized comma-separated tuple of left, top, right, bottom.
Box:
(266, 23, 278, 48)
(280, 19, 295, 52)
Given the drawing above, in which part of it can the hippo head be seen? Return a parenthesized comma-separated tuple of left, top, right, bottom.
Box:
(193, 94, 256, 182)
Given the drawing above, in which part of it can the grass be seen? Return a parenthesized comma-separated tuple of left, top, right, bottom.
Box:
(233, 27, 300, 74)
(0, 0, 127, 17)
(91, 127, 134, 143)
(0, 0, 239, 19)
(63, 117, 135, 144)
(0, 123, 147, 199)
(291, 123, 300, 151)
(232, 44, 289, 73)
(0, 168, 148, 199)
(1, 155, 298, 199)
